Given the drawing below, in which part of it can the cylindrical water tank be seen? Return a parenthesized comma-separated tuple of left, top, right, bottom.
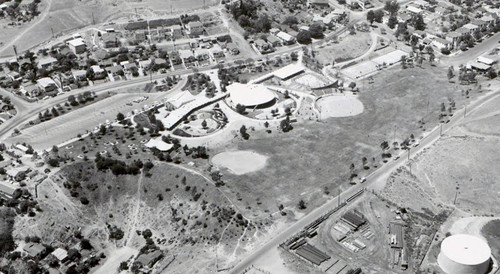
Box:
(438, 234, 491, 274)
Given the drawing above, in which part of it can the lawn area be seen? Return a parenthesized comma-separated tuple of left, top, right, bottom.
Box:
(211, 64, 474, 218)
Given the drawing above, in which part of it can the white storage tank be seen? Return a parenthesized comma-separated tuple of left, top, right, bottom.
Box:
(438, 234, 491, 274)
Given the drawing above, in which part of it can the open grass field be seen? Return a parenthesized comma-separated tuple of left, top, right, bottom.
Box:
(211, 64, 466, 220)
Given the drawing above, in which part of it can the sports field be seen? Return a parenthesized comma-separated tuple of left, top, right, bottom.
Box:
(317, 94, 364, 118)
(212, 150, 268, 175)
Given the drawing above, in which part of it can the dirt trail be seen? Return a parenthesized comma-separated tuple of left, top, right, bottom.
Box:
(124, 174, 143, 247)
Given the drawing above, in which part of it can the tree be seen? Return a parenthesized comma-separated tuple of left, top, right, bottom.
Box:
(296, 31, 312, 44)
(298, 200, 306, 210)
(367, 10, 375, 25)
(348, 82, 357, 90)
(283, 16, 298, 27)
(309, 23, 324, 39)
(116, 112, 125, 121)
(384, 0, 399, 15)
(412, 14, 426, 31)
(201, 120, 208, 129)
(280, 117, 293, 132)
(235, 104, 246, 114)
(447, 66, 455, 82)
(380, 141, 389, 150)
(374, 10, 384, 23)
(387, 14, 398, 29)
(240, 125, 249, 140)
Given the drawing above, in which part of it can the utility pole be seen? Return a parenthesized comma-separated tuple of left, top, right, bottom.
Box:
(338, 189, 340, 207)
(393, 125, 397, 144)
(454, 190, 458, 205)
(51, 27, 55, 38)
(440, 123, 443, 136)
(12, 45, 18, 63)
(92, 12, 95, 25)
(407, 148, 410, 161)
(464, 105, 466, 117)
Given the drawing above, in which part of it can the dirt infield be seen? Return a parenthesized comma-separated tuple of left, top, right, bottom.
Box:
(317, 94, 364, 118)
(211, 150, 268, 175)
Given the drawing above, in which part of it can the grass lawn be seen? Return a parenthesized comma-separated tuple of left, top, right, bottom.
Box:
(212, 64, 472, 218)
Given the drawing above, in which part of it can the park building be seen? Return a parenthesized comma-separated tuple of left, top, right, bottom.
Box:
(226, 83, 278, 109)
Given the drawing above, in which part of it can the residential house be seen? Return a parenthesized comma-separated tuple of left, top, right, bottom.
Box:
(179, 49, 196, 64)
(171, 25, 183, 38)
(67, 38, 86, 54)
(209, 44, 225, 60)
(102, 32, 119, 48)
(463, 23, 479, 32)
(186, 21, 204, 35)
(308, 0, 330, 8)
(432, 37, 452, 50)
(471, 19, 487, 29)
(456, 27, 471, 36)
(72, 70, 87, 82)
(169, 51, 183, 65)
(476, 56, 496, 66)
(398, 13, 412, 23)
(276, 31, 295, 45)
(266, 35, 281, 47)
(480, 15, 496, 26)
(194, 48, 210, 63)
(446, 32, 462, 48)
(106, 65, 123, 76)
(23, 243, 46, 259)
(21, 85, 41, 98)
(138, 59, 152, 70)
(37, 77, 58, 94)
(51, 248, 69, 262)
(435, 7, 448, 16)
(37, 57, 58, 70)
(407, 5, 423, 14)
(135, 30, 148, 43)
(225, 43, 239, 55)
(254, 39, 273, 54)
(467, 61, 491, 71)
(123, 62, 138, 74)
(0, 181, 21, 199)
(90, 65, 107, 79)
(269, 28, 280, 35)
(135, 250, 163, 268)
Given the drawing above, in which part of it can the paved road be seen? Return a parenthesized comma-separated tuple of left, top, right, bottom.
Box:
(442, 32, 500, 67)
(227, 84, 500, 274)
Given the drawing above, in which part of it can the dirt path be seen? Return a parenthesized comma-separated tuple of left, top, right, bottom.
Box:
(124, 174, 143, 247)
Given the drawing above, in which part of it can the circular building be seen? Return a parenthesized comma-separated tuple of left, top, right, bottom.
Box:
(438, 234, 491, 274)
(227, 83, 277, 109)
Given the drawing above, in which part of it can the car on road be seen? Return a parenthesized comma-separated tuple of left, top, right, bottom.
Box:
(360, 177, 366, 183)
(394, 156, 400, 160)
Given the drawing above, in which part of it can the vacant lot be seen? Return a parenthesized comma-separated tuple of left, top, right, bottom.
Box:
(315, 32, 372, 65)
(384, 92, 500, 215)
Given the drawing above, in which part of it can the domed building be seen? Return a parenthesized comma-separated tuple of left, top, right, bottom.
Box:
(438, 234, 491, 274)
(226, 83, 277, 109)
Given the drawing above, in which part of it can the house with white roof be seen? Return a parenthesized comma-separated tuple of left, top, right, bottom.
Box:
(91, 65, 106, 79)
(276, 31, 296, 45)
(36, 77, 58, 93)
(67, 38, 86, 54)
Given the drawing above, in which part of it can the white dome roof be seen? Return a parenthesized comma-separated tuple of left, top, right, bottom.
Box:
(441, 234, 491, 265)
(227, 83, 276, 107)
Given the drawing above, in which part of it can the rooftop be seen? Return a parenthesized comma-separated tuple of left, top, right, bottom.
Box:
(227, 83, 277, 107)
